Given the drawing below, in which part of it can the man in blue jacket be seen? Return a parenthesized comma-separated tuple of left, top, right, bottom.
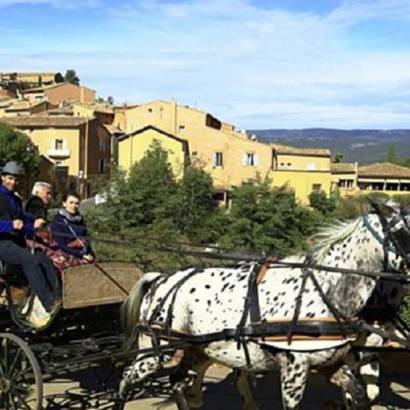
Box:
(0, 161, 61, 317)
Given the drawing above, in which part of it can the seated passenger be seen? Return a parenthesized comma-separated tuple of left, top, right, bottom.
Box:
(0, 162, 61, 321)
(50, 192, 94, 271)
(25, 181, 53, 248)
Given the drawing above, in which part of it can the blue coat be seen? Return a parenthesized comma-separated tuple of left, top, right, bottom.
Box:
(51, 212, 92, 258)
(0, 185, 33, 244)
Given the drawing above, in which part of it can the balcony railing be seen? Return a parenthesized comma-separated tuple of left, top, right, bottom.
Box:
(47, 148, 70, 158)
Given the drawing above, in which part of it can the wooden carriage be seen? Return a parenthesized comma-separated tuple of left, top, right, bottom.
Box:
(0, 262, 143, 409)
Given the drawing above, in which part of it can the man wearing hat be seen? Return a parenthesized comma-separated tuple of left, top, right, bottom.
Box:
(0, 161, 61, 318)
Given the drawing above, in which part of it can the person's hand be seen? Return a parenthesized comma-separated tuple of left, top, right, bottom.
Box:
(83, 254, 94, 262)
(34, 218, 46, 229)
(13, 219, 24, 230)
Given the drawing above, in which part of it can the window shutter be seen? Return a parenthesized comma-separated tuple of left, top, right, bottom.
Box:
(213, 152, 217, 166)
(242, 154, 247, 166)
(254, 154, 259, 166)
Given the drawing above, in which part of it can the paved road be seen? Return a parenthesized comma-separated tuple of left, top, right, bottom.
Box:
(42, 357, 410, 409)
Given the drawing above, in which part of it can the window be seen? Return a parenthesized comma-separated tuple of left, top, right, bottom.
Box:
(213, 152, 223, 167)
(243, 153, 258, 166)
(312, 184, 322, 192)
(178, 125, 185, 132)
(54, 139, 64, 150)
(98, 158, 106, 173)
(148, 108, 153, 113)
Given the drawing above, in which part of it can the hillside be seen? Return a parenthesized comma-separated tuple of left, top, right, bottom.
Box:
(248, 129, 410, 164)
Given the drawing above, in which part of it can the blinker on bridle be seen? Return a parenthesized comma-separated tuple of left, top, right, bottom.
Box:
(366, 200, 410, 268)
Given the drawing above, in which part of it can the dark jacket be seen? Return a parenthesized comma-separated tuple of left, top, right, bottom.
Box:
(0, 185, 32, 245)
(25, 195, 48, 240)
(51, 211, 92, 258)
(25, 195, 48, 221)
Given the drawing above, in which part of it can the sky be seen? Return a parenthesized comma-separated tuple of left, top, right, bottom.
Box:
(1, 0, 410, 129)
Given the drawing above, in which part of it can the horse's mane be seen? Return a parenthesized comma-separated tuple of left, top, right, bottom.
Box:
(311, 217, 362, 262)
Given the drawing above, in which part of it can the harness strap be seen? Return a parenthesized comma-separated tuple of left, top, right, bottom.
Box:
(148, 269, 198, 326)
(287, 255, 311, 344)
(139, 318, 360, 344)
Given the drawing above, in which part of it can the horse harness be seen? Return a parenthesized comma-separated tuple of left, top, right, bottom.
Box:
(136, 210, 410, 360)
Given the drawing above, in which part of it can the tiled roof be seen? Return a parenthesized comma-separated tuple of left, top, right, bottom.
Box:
(331, 162, 356, 174)
(272, 143, 330, 157)
(1, 116, 88, 127)
(358, 162, 410, 179)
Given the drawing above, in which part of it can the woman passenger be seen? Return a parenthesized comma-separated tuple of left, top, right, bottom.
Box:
(50, 192, 94, 270)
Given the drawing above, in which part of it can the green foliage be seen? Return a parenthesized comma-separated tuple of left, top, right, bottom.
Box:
(309, 190, 336, 217)
(0, 123, 41, 175)
(64, 69, 80, 85)
(399, 292, 410, 327)
(85, 143, 224, 270)
(172, 166, 225, 243)
(220, 180, 322, 257)
(126, 141, 177, 226)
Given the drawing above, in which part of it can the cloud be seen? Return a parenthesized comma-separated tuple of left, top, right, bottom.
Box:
(2, 0, 410, 128)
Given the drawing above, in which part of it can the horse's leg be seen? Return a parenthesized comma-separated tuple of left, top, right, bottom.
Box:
(234, 370, 260, 410)
(328, 364, 371, 410)
(359, 358, 380, 403)
(358, 331, 383, 403)
(279, 352, 309, 410)
(119, 335, 162, 398)
(173, 348, 213, 409)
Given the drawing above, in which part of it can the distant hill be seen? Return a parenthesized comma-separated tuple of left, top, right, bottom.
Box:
(247, 129, 410, 164)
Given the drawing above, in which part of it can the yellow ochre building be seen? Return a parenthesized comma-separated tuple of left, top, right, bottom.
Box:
(115, 100, 331, 205)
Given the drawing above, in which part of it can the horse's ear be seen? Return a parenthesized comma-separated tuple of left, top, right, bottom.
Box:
(368, 197, 395, 218)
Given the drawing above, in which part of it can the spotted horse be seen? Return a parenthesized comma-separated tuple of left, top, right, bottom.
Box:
(119, 199, 410, 410)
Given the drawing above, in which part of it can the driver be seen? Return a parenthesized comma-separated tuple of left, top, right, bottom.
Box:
(0, 161, 61, 319)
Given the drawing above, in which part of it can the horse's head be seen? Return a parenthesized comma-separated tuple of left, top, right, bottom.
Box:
(369, 197, 410, 272)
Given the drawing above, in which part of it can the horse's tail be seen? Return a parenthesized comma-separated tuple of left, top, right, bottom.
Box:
(121, 272, 161, 349)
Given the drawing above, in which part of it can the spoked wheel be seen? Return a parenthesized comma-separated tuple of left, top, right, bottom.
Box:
(0, 333, 43, 410)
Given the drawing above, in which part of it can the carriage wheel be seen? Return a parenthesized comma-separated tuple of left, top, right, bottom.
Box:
(0, 333, 43, 410)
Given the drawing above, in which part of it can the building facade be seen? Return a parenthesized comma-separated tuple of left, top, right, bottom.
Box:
(23, 83, 96, 105)
(114, 100, 332, 204)
(0, 116, 111, 196)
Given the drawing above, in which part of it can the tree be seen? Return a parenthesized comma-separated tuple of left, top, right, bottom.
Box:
(54, 72, 64, 83)
(333, 153, 344, 163)
(64, 69, 80, 85)
(0, 123, 41, 175)
(309, 190, 336, 217)
(220, 179, 322, 257)
(171, 166, 224, 243)
(124, 141, 178, 226)
(107, 96, 114, 105)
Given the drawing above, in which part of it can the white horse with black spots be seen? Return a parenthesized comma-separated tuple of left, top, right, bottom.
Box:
(119, 199, 410, 409)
